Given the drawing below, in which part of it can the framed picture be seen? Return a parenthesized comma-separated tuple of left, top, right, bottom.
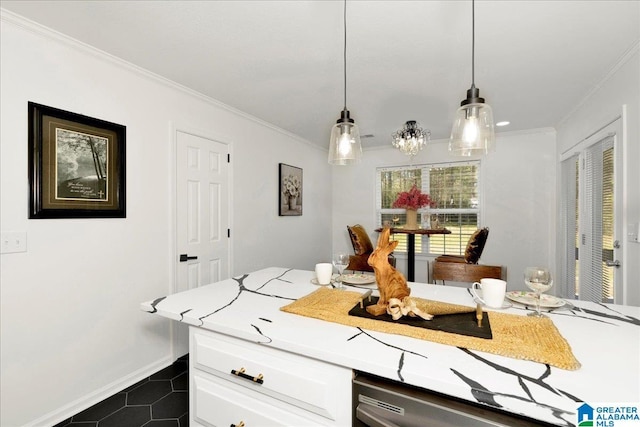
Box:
(28, 102, 126, 218)
(279, 163, 302, 216)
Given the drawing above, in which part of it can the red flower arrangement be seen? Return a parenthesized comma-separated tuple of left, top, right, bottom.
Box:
(392, 185, 432, 210)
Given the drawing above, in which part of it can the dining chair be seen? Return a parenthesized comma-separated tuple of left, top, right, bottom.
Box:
(434, 227, 490, 265)
(346, 224, 395, 272)
(429, 227, 504, 285)
(430, 260, 504, 285)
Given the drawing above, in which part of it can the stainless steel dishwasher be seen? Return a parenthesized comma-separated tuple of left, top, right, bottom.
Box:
(352, 372, 551, 427)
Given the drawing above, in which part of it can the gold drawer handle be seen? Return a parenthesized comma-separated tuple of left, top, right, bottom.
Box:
(231, 422, 245, 427)
(231, 367, 264, 384)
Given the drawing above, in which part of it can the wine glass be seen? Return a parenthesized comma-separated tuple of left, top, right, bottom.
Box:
(332, 253, 350, 290)
(524, 267, 553, 317)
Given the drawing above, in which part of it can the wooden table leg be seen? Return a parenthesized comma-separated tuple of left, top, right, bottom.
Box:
(407, 234, 415, 282)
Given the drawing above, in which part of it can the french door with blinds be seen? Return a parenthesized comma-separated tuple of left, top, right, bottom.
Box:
(559, 120, 622, 303)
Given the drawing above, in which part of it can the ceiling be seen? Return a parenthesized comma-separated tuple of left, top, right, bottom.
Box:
(2, 1, 639, 149)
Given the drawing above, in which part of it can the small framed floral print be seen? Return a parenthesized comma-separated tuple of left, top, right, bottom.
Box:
(279, 163, 302, 216)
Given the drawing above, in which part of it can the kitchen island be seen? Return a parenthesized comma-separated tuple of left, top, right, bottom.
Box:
(141, 267, 640, 426)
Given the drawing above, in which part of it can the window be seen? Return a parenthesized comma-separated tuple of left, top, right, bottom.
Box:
(376, 161, 480, 255)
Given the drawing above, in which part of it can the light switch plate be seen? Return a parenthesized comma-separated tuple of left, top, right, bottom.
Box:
(628, 222, 639, 243)
(1, 232, 27, 254)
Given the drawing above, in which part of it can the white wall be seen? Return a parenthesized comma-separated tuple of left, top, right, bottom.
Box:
(332, 130, 557, 289)
(0, 13, 332, 426)
(2, 8, 637, 427)
(556, 44, 640, 306)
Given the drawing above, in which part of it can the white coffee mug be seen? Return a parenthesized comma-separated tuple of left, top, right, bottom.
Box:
(315, 263, 333, 285)
(471, 278, 507, 308)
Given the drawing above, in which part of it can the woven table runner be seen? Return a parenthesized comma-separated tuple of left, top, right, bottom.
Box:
(280, 287, 581, 370)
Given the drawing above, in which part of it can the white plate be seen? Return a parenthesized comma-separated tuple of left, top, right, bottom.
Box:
(310, 278, 333, 286)
(340, 273, 376, 285)
(505, 291, 566, 308)
(473, 298, 513, 310)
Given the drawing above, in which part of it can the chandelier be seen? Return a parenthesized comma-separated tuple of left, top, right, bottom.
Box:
(391, 120, 431, 157)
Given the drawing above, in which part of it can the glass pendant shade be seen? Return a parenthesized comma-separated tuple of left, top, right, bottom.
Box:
(449, 0, 496, 157)
(449, 87, 495, 156)
(328, 0, 362, 165)
(328, 109, 362, 165)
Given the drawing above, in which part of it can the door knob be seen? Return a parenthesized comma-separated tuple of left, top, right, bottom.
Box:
(605, 260, 620, 268)
(179, 254, 198, 262)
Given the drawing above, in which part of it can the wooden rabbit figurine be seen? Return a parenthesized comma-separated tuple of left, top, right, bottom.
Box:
(366, 227, 411, 316)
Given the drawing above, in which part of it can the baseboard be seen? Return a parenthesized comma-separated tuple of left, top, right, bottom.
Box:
(24, 355, 173, 427)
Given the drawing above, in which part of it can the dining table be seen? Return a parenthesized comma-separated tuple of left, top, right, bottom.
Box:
(375, 227, 451, 281)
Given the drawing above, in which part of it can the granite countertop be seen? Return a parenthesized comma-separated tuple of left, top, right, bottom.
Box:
(141, 267, 640, 427)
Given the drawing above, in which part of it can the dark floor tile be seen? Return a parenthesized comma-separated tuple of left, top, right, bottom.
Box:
(172, 372, 188, 391)
(145, 420, 179, 427)
(53, 419, 97, 427)
(73, 393, 126, 422)
(61, 356, 190, 427)
(151, 391, 188, 420)
(128, 380, 172, 405)
(122, 377, 150, 393)
(98, 406, 150, 427)
(150, 363, 188, 381)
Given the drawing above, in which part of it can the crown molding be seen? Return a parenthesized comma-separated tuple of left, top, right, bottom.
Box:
(0, 8, 324, 151)
(557, 41, 639, 128)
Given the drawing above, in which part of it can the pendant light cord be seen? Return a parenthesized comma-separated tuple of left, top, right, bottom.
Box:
(343, 0, 348, 110)
(471, 0, 475, 87)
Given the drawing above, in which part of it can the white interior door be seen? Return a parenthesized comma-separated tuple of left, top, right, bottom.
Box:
(174, 130, 230, 356)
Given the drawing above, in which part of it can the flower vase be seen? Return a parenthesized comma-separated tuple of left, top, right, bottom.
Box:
(421, 210, 431, 229)
(288, 196, 297, 210)
(405, 209, 418, 229)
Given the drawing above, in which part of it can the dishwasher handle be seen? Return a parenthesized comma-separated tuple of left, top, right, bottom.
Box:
(356, 405, 402, 427)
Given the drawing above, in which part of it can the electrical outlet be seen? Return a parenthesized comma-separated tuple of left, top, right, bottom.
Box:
(1, 232, 27, 254)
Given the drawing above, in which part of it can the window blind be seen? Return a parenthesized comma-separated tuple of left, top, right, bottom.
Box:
(376, 161, 479, 255)
(581, 135, 614, 303)
(559, 155, 578, 299)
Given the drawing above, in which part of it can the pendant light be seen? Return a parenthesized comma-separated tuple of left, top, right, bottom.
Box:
(449, 0, 495, 156)
(328, 0, 362, 165)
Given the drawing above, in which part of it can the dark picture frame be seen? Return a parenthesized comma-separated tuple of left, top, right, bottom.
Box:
(279, 163, 302, 216)
(28, 102, 126, 218)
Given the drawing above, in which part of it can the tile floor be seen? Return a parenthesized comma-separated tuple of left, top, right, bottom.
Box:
(54, 355, 189, 427)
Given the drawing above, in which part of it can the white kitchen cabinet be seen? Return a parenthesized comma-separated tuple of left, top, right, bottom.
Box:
(190, 326, 352, 427)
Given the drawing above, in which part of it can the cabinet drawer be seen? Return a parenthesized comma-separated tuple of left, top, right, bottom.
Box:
(191, 327, 351, 421)
(194, 373, 324, 427)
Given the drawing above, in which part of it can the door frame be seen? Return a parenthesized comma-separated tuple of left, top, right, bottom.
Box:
(169, 122, 234, 358)
(559, 109, 626, 304)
